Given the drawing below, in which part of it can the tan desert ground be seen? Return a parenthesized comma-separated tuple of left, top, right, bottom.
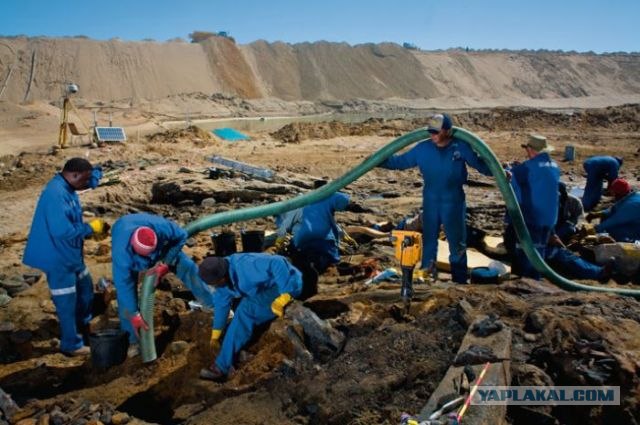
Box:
(0, 36, 639, 425)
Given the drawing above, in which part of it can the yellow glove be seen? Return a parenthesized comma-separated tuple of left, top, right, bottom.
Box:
(271, 293, 293, 318)
(342, 232, 358, 248)
(210, 329, 222, 350)
(89, 218, 105, 235)
(583, 223, 596, 236)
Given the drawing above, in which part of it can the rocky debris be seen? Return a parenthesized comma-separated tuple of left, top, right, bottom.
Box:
(471, 314, 505, 337)
(454, 344, 505, 366)
(6, 398, 147, 425)
(151, 174, 302, 207)
(285, 302, 346, 361)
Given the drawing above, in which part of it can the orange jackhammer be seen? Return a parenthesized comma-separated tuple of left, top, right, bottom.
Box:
(392, 230, 422, 311)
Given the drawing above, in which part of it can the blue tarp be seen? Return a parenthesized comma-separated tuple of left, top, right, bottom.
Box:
(212, 128, 250, 141)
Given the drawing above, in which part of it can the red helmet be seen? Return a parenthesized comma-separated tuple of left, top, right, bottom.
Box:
(130, 226, 157, 256)
(609, 178, 632, 200)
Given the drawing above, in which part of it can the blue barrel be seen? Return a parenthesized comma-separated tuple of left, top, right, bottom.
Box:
(564, 145, 576, 161)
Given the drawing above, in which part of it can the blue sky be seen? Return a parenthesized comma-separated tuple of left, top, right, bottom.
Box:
(1, 0, 638, 53)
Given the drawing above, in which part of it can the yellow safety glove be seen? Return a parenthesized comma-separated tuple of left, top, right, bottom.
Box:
(88, 218, 105, 235)
(271, 293, 293, 318)
(582, 222, 597, 236)
(210, 329, 222, 351)
(342, 232, 358, 248)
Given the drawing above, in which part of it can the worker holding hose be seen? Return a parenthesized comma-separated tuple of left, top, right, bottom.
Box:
(111, 213, 215, 355)
(506, 135, 561, 279)
(197, 253, 303, 382)
(377, 114, 492, 283)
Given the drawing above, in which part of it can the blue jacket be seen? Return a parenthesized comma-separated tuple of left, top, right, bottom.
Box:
(596, 192, 640, 242)
(292, 192, 350, 262)
(380, 138, 491, 202)
(111, 213, 188, 314)
(212, 253, 303, 331)
(23, 174, 93, 273)
(583, 156, 621, 180)
(510, 153, 561, 228)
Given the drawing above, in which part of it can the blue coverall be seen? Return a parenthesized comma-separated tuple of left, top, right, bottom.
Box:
(291, 192, 350, 270)
(212, 254, 303, 374)
(596, 191, 640, 242)
(582, 156, 621, 211)
(510, 153, 561, 279)
(380, 138, 491, 283)
(111, 213, 201, 343)
(23, 174, 94, 353)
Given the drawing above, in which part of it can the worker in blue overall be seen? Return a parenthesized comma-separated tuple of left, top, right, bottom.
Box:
(377, 114, 491, 283)
(276, 189, 350, 299)
(508, 134, 561, 279)
(588, 178, 640, 242)
(582, 155, 623, 211)
(23, 158, 106, 356)
(111, 213, 214, 353)
(197, 253, 303, 382)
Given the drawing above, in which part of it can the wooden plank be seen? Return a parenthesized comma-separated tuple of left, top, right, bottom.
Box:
(417, 316, 512, 424)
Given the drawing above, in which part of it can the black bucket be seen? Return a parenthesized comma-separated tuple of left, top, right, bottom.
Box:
(212, 232, 237, 257)
(89, 329, 129, 369)
(241, 230, 265, 252)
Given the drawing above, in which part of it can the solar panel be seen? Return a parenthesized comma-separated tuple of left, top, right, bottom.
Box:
(95, 127, 126, 142)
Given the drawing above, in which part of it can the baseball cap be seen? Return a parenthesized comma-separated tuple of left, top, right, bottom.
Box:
(427, 114, 453, 134)
(521, 134, 554, 152)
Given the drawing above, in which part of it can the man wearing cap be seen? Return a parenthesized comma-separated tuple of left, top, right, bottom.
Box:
(582, 155, 623, 211)
(111, 213, 197, 349)
(587, 179, 640, 242)
(23, 157, 106, 356)
(377, 113, 491, 283)
(197, 253, 303, 382)
(508, 134, 561, 279)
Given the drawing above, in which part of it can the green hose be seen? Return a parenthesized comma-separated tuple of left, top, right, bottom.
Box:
(139, 126, 640, 361)
(139, 271, 159, 362)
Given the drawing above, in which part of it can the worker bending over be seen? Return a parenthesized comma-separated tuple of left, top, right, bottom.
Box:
(198, 253, 303, 382)
(23, 158, 106, 356)
(276, 190, 350, 298)
(587, 178, 640, 242)
(582, 155, 623, 211)
(111, 213, 213, 353)
(377, 114, 491, 283)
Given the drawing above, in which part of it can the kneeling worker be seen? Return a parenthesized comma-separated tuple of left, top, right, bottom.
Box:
(198, 253, 303, 382)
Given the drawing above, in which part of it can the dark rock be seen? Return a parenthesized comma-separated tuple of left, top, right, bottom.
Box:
(23, 271, 42, 285)
(472, 314, 504, 337)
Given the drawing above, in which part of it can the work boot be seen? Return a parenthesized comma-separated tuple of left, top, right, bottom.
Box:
(598, 257, 616, 284)
(127, 344, 140, 358)
(62, 345, 91, 357)
(199, 364, 227, 382)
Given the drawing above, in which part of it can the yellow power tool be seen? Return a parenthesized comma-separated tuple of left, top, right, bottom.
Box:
(391, 230, 422, 310)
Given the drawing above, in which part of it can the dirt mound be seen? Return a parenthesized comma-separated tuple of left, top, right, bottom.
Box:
(270, 118, 408, 143)
(145, 125, 216, 145)
(1, 37, 640, 106)
(269, 104, 640, 143)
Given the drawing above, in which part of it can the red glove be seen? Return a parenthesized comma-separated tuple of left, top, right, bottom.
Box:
(130, 313, 149, 338)
(146, 263, 170, 281)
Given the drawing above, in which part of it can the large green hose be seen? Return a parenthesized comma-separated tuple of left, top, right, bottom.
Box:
(139, 126, 640, 361)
